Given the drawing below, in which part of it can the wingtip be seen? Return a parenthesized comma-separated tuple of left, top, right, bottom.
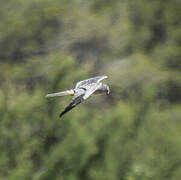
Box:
(101, 75, 108, 79)
(59, 112, 65, 118)
(101, 75, 108, 78)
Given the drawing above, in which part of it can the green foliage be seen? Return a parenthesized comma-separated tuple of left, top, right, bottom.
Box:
(0, 0, 181, 180)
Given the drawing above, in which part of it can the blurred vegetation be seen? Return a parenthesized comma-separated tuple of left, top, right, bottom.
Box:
(0, 0, 181, 180)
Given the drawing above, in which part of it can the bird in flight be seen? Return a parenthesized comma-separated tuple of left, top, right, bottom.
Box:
(46, 75, 110, 117)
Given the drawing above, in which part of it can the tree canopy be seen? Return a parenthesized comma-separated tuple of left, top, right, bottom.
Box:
(0, 0, 181, 180)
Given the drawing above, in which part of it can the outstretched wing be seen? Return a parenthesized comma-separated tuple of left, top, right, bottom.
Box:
(75, 75, 108, 89)
(59, 94, 84, 118)
(83, 82, 102, 99)
(59, 82, 102, 117)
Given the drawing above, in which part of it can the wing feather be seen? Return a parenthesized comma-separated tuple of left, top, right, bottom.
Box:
(75, 75, 108, 89)
(83, 83, 102, 100)
(59, 94, 84, 118)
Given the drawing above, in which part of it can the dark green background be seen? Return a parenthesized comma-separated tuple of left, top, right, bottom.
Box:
(0, 0, 181, 179)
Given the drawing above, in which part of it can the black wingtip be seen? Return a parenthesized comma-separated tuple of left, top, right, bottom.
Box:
(59, 102, 75, 118)
(59, 94, 84, 118)
(59, 111, 65, 118)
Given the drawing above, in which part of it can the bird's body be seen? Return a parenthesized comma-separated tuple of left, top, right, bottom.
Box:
(46, 75, 110, 117)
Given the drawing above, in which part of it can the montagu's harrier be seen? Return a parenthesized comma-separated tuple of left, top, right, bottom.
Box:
(46, 75, 110, 117)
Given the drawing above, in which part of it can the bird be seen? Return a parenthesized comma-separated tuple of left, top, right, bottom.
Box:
(45, 75, 110, 117)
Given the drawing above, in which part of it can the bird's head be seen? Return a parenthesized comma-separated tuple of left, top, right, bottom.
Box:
(103, 84, 110, 95)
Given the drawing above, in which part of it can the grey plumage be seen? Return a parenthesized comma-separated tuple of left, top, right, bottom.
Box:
(45, 75, 110, 117)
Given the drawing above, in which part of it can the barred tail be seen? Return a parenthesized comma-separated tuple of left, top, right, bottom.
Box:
(45, 89, 74, 98)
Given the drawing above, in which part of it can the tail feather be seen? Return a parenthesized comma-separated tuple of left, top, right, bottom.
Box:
(45, 89, 74, 98)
